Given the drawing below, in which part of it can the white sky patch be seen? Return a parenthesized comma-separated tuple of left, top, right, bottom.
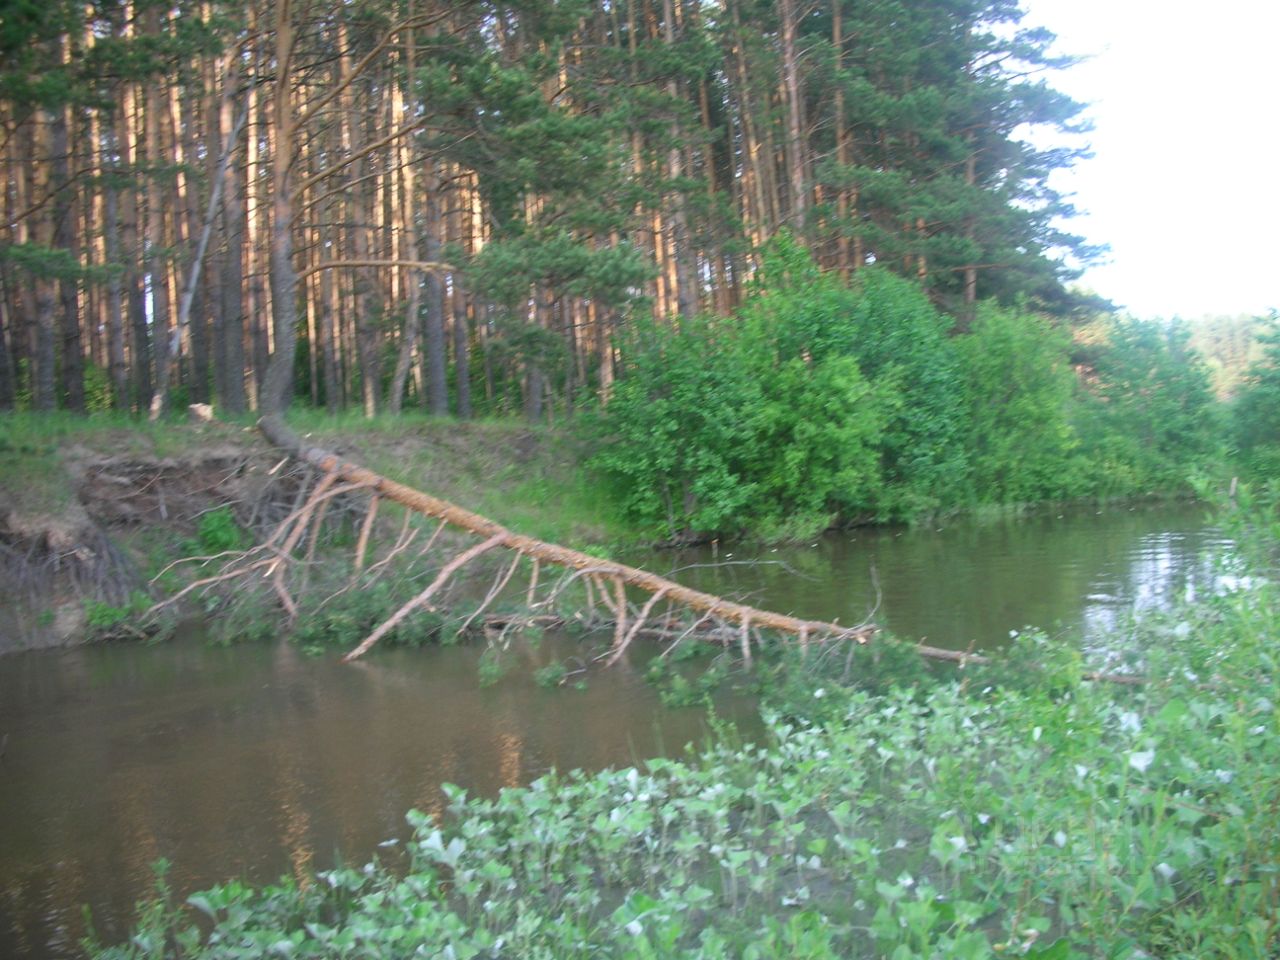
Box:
(1017, 0, 1280, 319)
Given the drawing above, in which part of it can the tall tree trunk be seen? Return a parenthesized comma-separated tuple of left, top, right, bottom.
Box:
(146, 18, 172, 419)
(387, 280, 420, 415)
(0, 305, 15, 410)
(449, 164, 472, 418)
(452, 278, 472, 418)
(30, 111, 57, 411)
(261, 0, 298, 416)
(661, 0, 696, 318)
(181, 79, 211, 403)
(248, 28, 272, 408)
(337, 22, 381, 418)
(422, 163, 449, 415)
(103, 181, 129, 409)
(832, 2, 851, 277)
(319, 224, 342, 411)
(51, 97, 83, 411)
(779, 0, 807, 232)
(118, 87, 153, 410)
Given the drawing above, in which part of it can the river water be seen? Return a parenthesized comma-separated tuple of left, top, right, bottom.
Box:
(0, 502, 1232, 957)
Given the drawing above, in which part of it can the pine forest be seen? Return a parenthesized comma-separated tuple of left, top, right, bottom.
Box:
(1, 0, 1095, 421)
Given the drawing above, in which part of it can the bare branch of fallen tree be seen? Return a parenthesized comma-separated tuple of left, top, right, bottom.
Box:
(343, 534, 507, 662)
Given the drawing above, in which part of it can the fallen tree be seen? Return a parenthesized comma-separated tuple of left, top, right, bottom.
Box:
(256, 414, 899, 666)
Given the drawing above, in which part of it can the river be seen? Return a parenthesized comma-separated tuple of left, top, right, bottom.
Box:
(0, 501, 1232, 957)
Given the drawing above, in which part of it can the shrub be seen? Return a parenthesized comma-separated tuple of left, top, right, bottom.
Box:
(1232, 312, 1280, 479)
(959, 304, 1084, 503)
(196, 507, 246, 553)
(591, 234, 886, 540)
(1075, 317, 1221, 494)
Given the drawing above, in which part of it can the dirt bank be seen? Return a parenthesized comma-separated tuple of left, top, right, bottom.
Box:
(0, 419, 277, 652)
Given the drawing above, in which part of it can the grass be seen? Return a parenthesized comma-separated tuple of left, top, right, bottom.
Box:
(283, 408, 645, 549)
(88, 511, 1279, 958)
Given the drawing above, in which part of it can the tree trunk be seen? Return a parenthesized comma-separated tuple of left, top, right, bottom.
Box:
(261, 0, 298, 416)
(422, 163, 449, 415)
(118, 89, 153, 410)
(181, 78, 211, 403)
(318, 228, 342, 411)
(452, 278, 472, 418)
(146, 19, 172, 419)
(50, 97, 83, 412)
(449, 166, 472, 418)
(779, 0, 807, 233)
(104, 168, 130, 410)
(387, 279, 420, 415)
(0, 305, 15, 410)
(832, 2, 851, 277)
(26, 109, 57, 411)
(661, 0, 696, 318)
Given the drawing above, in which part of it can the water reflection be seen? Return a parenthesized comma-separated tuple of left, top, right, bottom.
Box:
(634, 502, 1231, 651)
(0, 502, 1232, 958)
(0, 631, 746, 959)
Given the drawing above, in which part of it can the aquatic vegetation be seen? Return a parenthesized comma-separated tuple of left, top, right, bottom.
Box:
(91, 564, 1278, 959)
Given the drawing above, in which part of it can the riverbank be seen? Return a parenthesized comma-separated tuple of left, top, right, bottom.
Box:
(85, 555, 1278, 958)
(0, 412, 634, 653)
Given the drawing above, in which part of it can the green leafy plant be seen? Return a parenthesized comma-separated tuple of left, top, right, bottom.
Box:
(1075, 317, 1222, 495)
(291, 583, 443, 650)
(84, 591, 151, 638)
(959, 304, 1084, 503)
(591, 234, 887, 541)
(195, 507, 246, 553)
(1232, 311, 1280, 479)
(533, 660, 569, 688)
(477, 647, 508, 687)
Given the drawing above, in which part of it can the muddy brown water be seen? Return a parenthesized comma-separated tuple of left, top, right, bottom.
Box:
(0, 502, 1232, 958)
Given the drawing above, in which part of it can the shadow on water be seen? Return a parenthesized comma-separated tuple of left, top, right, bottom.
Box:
(0, 501, 1232, 957)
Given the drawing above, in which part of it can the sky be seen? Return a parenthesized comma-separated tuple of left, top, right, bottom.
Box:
(1017, 0, 1280, 319)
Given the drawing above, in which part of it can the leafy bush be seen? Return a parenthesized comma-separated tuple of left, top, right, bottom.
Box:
(84, 591, 151, 637)
(1075, 317, 1221, 494)
(591, 234, 886, 540)
(532, 660, 569, 688)
(959, 304, 1084, 503)
(591, 311, 763, 537)
(1232, 312, 1280, 479)
(291, 583, 444, 650)
(841, 269, 970, 517)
